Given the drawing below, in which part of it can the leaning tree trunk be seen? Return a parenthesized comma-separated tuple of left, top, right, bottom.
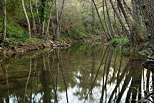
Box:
(2, 0, 7, 41)
(91, 0, 110, 40)
(131, 0, 141, 24)
(102, 0, 112, 39)
(105, 0, 115, 38)
(140, 0, 154, 44)
(109, 0, 131, 40)
(21, 0, 31, 37)
(117, 0, 142, 44)
(116, 0, 132, 34)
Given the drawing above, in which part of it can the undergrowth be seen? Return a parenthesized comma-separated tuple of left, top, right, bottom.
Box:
(0, 23, 41, 47)
(110, 38, 129, 46)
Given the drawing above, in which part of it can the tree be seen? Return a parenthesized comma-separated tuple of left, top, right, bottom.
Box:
(29, 0, 37, 33)
(40, 0, 46, 34)
(91, 0, 110, 40)
(141, 0, 154, 44)
(109, 0, 130, 39)
(21, 0, 31, 36)
(2, 0, 7, 41)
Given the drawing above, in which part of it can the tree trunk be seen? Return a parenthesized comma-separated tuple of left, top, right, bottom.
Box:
(116, 0, 132, 33)
(91, 0, 110, 40)
(117, 0, 143, 44)
(105, 0, 115, 38)
(102, 0, 112, 39)
(21, 0, 31, 37)
(91, 0, 95, 33)
(40, 0, 46, 35)
(109, 0, 131, 39)
(2, 0, 7, 41)
(131, 0, 141, 24)
(29, 0, 37, 33)
(140, 0, 154, 44)
(46, 10, 52, 38)
(35, 0, 40, 33)
(55, 0, 65, 39)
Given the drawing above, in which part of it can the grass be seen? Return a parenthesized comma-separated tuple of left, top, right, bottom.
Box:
(0, 22, 42, 49)
(0, 22, 29, 43)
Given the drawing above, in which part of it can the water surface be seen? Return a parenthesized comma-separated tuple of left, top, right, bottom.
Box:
(0, 44, 153, 103)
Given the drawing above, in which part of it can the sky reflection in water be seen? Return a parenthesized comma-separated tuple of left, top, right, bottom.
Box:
(0, 44, 152, 103)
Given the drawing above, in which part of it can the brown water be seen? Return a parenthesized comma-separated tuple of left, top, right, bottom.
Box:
(0, 44, 153, 103)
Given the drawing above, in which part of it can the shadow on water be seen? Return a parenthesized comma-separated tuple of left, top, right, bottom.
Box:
(0, 44, 153, 103)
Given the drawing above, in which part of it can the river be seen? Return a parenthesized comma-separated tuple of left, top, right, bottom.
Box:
(0, 44, 153, 103)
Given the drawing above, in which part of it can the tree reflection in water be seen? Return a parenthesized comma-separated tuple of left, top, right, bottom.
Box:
(0, 44, 153, 103)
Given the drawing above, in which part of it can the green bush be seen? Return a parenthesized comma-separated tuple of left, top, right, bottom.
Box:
(110, 38, 129, 45)
(62, 29, 89, 39)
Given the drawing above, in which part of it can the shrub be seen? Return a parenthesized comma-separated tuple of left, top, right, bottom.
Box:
(62, 28, 89, 40)
(0, 22, 30, 45)
(110, 38, 129, 45)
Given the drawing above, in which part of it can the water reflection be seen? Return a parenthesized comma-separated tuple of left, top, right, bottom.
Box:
(0, 44, 153, 103)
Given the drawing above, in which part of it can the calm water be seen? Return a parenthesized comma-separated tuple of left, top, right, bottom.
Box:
(0, 44, 153, 103)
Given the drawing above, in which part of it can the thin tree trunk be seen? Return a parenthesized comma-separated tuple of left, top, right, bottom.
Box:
(109, 0, 131, 40)
(35, 0, 40, 32)
(46, 10, 52, 39)
(40, 0, 46, 35)
(53, 0, 59, 40)
(91, 0, 95, 33)
(35, 0, 39, 17)
(29, 0, 37, 33)
(21, 0, 31, 37)
(55, 0, 65, 39)
(116, 0, 132, 33)
(2, 0, 7, 41)
(91, 0, 110, 40)
(102, 0, 112, 39)
(105, 0, 115, 38)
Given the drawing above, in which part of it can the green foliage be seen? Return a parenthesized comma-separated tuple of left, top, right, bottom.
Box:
(110, 38, 129, 45)
(6, 24, 30, 43)
(0, 22, 30, 45)
(62, 29, 89, 40)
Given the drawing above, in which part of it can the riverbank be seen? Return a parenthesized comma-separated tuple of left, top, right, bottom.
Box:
(1, 34, 153, 62)
(0, 38, 70, 56)
(0, 33, 105, 56)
